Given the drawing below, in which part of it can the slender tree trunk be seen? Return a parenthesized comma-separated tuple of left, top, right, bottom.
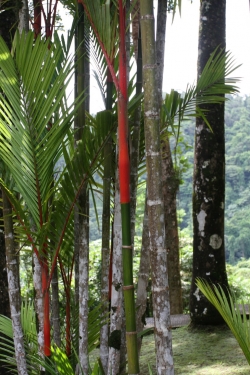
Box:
(51, 263, 61, 347)
(99, 76, 114, 374)
(108, 167, 125, 375)
(130, 24, 142, 243)
(0, 190, 10, 375)
(0, 4, 25, 374)
(18, 0, 29, 33)
(33, 252, 44, 354)
(135, 195, 150, 353)
(162, 139, 183, 314)
(0, 0, 18, 323)
(75, 4, 90, 373)
(156, 0, 183, 315)
(140, 1, 174, 374)
(3, 193, 28, 375)
(0, 196, 9, 316)
(190, 0, 229, 325)
(78, 185, 89, 375)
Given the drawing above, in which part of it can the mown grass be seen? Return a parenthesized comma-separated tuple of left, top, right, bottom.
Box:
(90, 324, 249, 374)
(140, 325, 249, 374)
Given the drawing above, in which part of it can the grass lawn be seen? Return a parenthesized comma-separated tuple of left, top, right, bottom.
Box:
(140, 325, 249, 374)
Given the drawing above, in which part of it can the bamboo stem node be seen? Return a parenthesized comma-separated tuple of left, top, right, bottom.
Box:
(123, 285, 134, 291)
(126, 331, 137, 336)
(122, 245, 132, 249)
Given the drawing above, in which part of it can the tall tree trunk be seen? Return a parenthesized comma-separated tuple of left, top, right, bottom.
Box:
(3, 193, 28, 375)
(130, 23, 142, 243)
(156, 0, 183, 315)
(51, 263, 61, 347)
(33, 252, 44, 355)
(108, 167, 126, 375)
(0, 190, 10, 375)
(135, 195, 150, 353)
(0, 4, 23, 374)
(99, 75, 114, 374)
(162, 139, 183, 314)
(140, 1, 174, 374)
(190, 0, 229, 325)
(18, 0, 29, 33)
(0, 0, 18, 322)
(75, 4, 90, 373)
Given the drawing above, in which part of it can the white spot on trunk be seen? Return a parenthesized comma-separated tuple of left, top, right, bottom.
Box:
(202, 160, 210, 168)
(197, 210, 207, 232)
(206, 272, 210, 275)
(203, 308, 207, 315)
(196, 124, 203, 134)
(193, 288, 200, 301)
(202, 16, 208, 20)
(147, 199, 162, 206)
(209, 234, 222, 249)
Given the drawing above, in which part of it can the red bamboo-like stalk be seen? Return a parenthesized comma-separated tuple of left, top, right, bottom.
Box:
(79, 0, 140, 371)
(31, 2, 60, 359)
(117, 0, 129, 204)
(118, 1, 139, 373)
(33, 0, 42, 37)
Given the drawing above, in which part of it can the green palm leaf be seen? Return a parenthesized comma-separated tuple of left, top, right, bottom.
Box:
(0, 30, 82, 232)
(196, 278, 250, 365)
(161, 47, 240, 140)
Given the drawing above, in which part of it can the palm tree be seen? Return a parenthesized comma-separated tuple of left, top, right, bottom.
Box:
(190, 0, 230, 325)
(0, 29, 110, 371)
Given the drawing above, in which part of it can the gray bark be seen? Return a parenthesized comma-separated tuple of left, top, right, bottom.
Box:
(3, 193, 28, 375)
(108, 167, 126, 375)
(140, 1, 174, 373)
(156, 0, 183, 315)
(18, 0, 29, 33)
(33, 252, 44, 354)
(162, 138, 183, 314)
(51, 263, 61, 347)
(135, 196, 150, 353)
(78, 186, 89, 375)
(74, 4, 90, 373)
(99, 100, 113, 374)
(190, 0, 229, 325)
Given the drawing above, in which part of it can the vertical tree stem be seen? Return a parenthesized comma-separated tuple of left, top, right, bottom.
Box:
(118, 1, 139, 373)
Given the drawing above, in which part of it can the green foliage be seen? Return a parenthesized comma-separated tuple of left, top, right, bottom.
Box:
(179, 229, 193, 312)
(177, 95, 250, 263)
(226, 259, 250, 301)
(196, 278, 250, 366)
(0, 299, 106, 374)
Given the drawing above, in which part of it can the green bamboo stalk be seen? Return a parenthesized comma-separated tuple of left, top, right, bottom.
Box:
(79, 1, 140, 372)
(118, 1, 139, 373)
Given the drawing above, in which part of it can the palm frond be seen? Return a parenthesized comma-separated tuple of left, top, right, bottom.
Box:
(0, 30, 83, 231)
(196, 278, 250, 365)
(161, 47, 240, 138)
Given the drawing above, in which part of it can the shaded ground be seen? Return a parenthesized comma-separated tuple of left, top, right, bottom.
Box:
(140, 325, 249, 374)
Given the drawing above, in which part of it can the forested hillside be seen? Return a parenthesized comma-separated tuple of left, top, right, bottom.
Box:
(178, 94, 250, 264)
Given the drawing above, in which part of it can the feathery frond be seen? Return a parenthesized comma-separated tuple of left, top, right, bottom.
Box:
(197, 278, 250, 365)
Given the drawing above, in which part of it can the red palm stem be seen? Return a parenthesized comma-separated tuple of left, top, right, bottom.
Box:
(118, 0, 129, 204)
